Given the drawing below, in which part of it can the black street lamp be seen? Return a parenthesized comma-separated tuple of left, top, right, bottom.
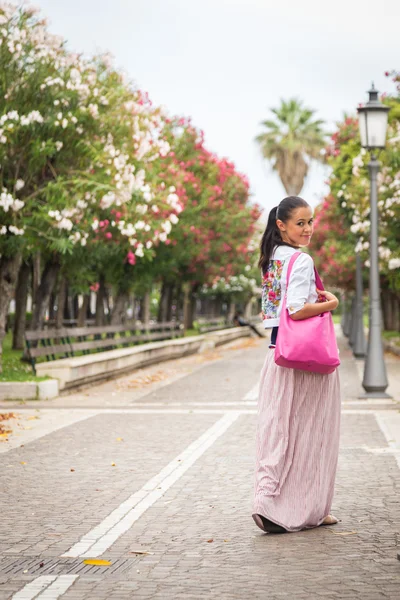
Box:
(357, 84, 390, 397)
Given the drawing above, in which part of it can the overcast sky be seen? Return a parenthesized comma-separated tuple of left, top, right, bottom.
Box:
(35, 0, 399, 217)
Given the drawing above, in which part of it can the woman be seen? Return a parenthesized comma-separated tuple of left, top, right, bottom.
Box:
(253, 196, 341, 534)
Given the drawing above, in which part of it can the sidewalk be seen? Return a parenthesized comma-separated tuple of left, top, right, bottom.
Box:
(1, 334, 400, 599)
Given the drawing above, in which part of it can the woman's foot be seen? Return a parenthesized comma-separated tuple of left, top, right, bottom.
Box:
(321, 514, 338, 526)
(253, 514, 287, 534)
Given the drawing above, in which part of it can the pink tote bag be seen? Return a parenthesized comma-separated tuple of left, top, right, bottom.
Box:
(274, 252, 340, 374)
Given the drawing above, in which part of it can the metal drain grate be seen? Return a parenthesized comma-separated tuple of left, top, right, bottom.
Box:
(0, 556, 140, 577)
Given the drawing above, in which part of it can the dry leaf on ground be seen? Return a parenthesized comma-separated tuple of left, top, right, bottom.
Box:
(83, 559, 111, 566)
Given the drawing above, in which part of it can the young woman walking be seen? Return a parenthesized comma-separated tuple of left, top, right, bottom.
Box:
(253, 196, 341, 534)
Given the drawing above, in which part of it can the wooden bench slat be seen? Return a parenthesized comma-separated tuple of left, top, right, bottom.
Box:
(29, 343, 72, 358)
(25, 322, 184, 372)
(25, 328, 70, 341)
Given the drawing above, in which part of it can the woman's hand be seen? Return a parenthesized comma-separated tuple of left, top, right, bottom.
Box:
(317, 289, 339, 310)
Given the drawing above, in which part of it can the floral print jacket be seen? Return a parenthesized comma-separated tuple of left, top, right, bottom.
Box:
(261, 246, 319, 328)
(261, 259, 284, 327)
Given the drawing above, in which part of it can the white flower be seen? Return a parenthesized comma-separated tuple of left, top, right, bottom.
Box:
(161, 220, 172, 234)
(146, 240, 153, 249)
(0, 225, 7, 235)
(57, 217, 73, 231)
(61, 118, 68, 129)
(388, 258, 400, 271)
(136, 204, 148, 215)
(159, 232, 168, 242)
(55, 141, 63, 151)
(8, 225, 24, 235)
(135, 244, 144, 258)
(88, 103, 99, 118)
(135, 220, 145, 230)
(15, 179, 25, 191)
(169, 214, 179, 225)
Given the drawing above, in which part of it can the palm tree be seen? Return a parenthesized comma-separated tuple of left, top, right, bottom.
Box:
(256, 98, 326, 196)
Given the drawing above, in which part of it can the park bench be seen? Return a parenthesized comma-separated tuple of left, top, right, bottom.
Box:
(25, 321, 184, 374)
(197, 318, 233, 334)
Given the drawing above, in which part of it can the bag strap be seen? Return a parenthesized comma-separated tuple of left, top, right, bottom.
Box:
(286, 251, 325, 291)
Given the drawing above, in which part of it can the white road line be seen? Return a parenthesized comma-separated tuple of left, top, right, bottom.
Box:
(243, 382, 259, 401)
(12, 575, 78, 600)
(129, 401, 258, 407)
(62, 412, 241, 558)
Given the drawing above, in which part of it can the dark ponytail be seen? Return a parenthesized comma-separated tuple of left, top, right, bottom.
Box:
(258, 196, 309, 274)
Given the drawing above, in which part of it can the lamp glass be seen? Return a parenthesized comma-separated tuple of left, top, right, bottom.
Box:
(359, 108, 389, 149)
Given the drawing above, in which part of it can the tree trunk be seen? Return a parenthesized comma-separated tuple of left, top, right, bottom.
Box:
(95, 275, 106, 326)
(158, 282, 169, 322)
(166, 284, 174, 321)
(381, 291, 392, 331)
(142, 291, 151, 325)
(393, 293, 400, 333)
(31, 257, 61, 331)
(0, 253, 23, 372)
(244, 295, 253, 319)
(48, 292, 56, 321)
(77, 294, 90, 327)
(111, 290, 129, 325)
(32, 252, 41, 300)
(228, 300, 236, 322)
(12, 260, 31, 350)
(56, 277, 67, 329)
(183, 283, 198, 330)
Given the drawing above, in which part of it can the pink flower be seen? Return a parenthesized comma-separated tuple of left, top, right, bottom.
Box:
(268, 291, 276, 300)
(126, 251, 136, 265)
(105, 232, 112, 239)
(90, 282, 99, 292)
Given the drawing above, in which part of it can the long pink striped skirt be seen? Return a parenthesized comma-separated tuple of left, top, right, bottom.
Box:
(253, 348, 341, 532)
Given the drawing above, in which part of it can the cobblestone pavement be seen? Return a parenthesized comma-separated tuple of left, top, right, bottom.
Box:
(1, 334, 400, 599)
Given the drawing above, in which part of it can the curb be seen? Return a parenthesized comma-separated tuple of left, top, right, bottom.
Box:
(0, 379, 59, 401)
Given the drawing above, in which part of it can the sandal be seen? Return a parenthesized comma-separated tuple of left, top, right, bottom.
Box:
(253, 514, 287, 534)
(320, 514, 338, 526)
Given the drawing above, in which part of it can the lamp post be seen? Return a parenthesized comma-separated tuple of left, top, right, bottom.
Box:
(357, 84, 390, 397)
(352, 252, 367, 359)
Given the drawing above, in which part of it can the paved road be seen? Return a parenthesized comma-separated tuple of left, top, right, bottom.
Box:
(1, 335, 400, 600)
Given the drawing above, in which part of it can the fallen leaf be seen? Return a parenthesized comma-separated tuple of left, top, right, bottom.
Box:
(39, 562, 44, 568)
(329, 530, 358, 536)
(0, 432, 10, 438)
(20, 461, 26, 465)
(111, 462, 116, 467)
(129, 550, 152, 555)
(27, 416, 40, 420)
(116, 437, 123, 442)
(223, 539, 230, 542)
(23, 426, 32, 430)
(206, 539, 214, 543)
(70, 468, 75, 472)
(83, 559, 111, 566)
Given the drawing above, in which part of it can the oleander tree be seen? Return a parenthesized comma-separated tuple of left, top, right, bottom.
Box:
(0, 3, 178, 365)
(312, 72, 400, 330)
(151, 119, 262, 326)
